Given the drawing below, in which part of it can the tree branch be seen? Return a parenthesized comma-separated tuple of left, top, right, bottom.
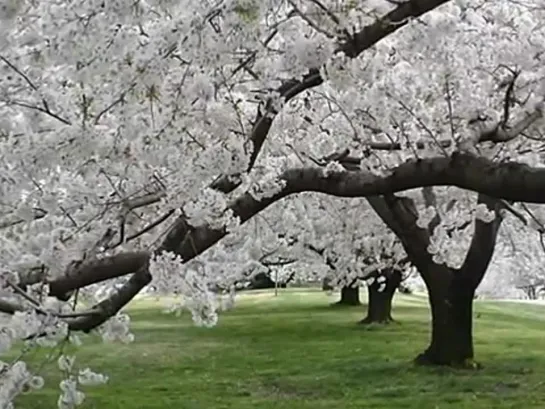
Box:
(211, 0, 451, 193)
(367, 195, 434, 275)
(422, 186, 441, 233)
(457, 195, 504, 289)
(46, 252, 151, 300)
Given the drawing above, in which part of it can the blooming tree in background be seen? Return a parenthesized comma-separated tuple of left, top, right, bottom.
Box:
(481, 206, 545, 300)
(2, 0, 545, 406)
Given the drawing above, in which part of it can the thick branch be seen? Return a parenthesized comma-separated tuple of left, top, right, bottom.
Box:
(65, 266, 151, 331)
(341, 0, 451, 58)
(367, 195, 434, 275)
(457, 195, 503, 289)
(47, 252, 150, 300)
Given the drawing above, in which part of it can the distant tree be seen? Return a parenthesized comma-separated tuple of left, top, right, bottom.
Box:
(360, 268, 402, 324)
(489, 214, 545, 300)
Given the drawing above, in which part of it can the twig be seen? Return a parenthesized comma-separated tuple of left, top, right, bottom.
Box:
(0, 56, 39, 91)
(287, 0, 335, 38)
(0, 208, 47, 229)
(7, 100, 71, 125)
(498, 200, 527, 225)
(388, 92, 449, 156)
(107, 209, 176, 249)
(444, 75, 456, 141)
(6, 280, 43, 309)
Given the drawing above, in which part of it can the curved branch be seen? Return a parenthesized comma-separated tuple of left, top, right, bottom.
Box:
(367, 195, 434, 275)
(83, 151, 545, 331)
(65, 266, 150, 332)
(17, 150, 545, 332)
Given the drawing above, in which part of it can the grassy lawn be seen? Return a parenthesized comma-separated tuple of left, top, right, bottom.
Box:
(13, 289, 545, 408)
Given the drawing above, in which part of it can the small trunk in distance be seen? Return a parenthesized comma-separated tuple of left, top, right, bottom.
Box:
(360, 269, 402, 324)
(335, 286, 361, 306)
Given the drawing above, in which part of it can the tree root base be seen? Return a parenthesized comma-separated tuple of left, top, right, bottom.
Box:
(414, 353, 482, 370)
(331, 300, 361, 307)
(358, 317, 394, 325)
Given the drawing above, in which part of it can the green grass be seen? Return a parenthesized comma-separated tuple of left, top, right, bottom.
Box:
(13, 289, 545, 408)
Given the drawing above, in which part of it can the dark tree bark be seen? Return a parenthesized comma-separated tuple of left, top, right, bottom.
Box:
(336, 286, 361, 306)
(322, 277, 334, 291)
(398, 283, 412, 294)
(244, 270, 296, 290)
(305, 245, 359, 305)
(360, 269, 402, 324)
(517, 284, 543, 300)
(246, 272, 285, 289)
(416, 272, 477, 366)
(367, 193, 503, 367)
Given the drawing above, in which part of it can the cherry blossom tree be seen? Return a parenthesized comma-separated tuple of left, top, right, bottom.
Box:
(2, 0, 545, 406)
(301, 197, 410, 315)
(250, 194, 410, 314)
(484, 207, 545, 300)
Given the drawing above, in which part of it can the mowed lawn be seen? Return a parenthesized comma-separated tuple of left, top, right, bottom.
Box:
(14, 289, 545, 408)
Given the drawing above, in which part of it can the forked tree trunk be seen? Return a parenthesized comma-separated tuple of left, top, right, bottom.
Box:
(366, 193, 502, 368)
(360, 269, 402, 324)
(336, 286, 361, 306)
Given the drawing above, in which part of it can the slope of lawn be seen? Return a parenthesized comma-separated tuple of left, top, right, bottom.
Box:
(14, 289, 545, 409)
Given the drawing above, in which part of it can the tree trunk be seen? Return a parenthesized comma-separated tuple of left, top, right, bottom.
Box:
(415, 276, 477, 367)
(336, 286, 361, 306)
(360, 269, 402, 324)
(322, 277, 334, 291)
(366, 193, 502, 368)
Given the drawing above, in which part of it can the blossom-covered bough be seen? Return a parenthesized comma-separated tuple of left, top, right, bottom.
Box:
(2, 0, 545, 406)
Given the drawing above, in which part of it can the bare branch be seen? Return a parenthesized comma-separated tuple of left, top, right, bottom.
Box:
(6, 100, 72, 126)
(498, 200, 527, 224)
(388, 93, 449, 156)
(123, 209, 176, 244)
(0, 56, 39, 91)
(0, 208, 47, 229)
(287, 0, 336, 38)
(307, 0, 341, 25)
(123, 191, 166, 211)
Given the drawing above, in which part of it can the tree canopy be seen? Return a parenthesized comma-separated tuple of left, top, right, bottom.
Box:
(1, 0, 545, 407)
